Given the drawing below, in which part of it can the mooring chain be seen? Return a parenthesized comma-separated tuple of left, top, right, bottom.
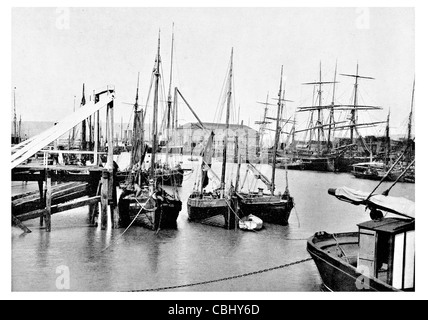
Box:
(127, 257, 313, 292)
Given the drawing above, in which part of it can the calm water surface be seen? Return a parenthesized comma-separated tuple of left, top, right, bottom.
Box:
(11, 158, 415, 292)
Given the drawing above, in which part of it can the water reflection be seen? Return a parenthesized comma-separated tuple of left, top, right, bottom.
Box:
(11, 162, 415, 292)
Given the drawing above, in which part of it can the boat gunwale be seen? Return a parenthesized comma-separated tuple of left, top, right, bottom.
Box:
(307, 231, 400, 292)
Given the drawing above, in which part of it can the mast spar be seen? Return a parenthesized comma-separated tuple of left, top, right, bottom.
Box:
(13, 87, 17, 141)
(408, 78, 415, 142)
(150, 31, 161, 182)
(327, 61, 338, 152)
(271, 66, 284, 195)
(167, 23, 174, 139)
(301, 63, 337, 154)
(340, 63, 375, 146)
(407, 78, 415, 163)
(220, 48, 233, 196)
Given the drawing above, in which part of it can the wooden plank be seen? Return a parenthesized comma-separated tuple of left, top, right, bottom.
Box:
(14, 164, 105, 172)
(39, 150, 107, 155)
(12, 215, 32, 233)
(12, 188, 41, 201)
(13, 182, 83, 205)
(17, 196, 101, 222)
(52, 196, 100, 214)
(11, 95, 113, 168)
(13, 183, 88, 215)
(12, 172, 98, 183)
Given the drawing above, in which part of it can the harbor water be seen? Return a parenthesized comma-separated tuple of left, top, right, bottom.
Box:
(11, 158, 415, 292)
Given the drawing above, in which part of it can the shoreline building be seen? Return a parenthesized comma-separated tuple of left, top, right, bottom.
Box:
(176, 122, 260, 162)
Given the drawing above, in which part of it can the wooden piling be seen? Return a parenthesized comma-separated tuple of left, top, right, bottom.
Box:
(12, 215, 32, 233)
(38, 179, 44, 226)
(100, 171, 109, 230)
(45, 170, 52, 232)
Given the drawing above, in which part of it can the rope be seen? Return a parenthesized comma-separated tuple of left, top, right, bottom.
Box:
(293, 203, 301, 228)
(332, 233, 350, 264)
(127, 257, 313, 292)
(99, 194, 154, 253)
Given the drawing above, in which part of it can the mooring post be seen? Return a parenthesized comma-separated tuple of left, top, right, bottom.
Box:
(101, 171, 109, 230)
(38, 178, 44, 226)
(88, 171, 100, 225)
(45, 170, 52, 232)
(106, 97, 120, 228)
(109, 170, 120, 229)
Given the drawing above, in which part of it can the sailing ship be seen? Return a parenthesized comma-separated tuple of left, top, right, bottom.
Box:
(350, 79, 415, 183)
(291, 63, 385, 172)
(187, 49, 235, 229)
(117, 28, 184, 187)
(158, 24, 185, 186)
(235, 66, 294, 226)
(307, 186, 415, 291)
(291, 63, 341, 172)
(118, 32, 182, 231)
(333, 64, 386, 172)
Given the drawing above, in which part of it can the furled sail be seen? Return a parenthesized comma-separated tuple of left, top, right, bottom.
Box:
(201, 131, 215, 189)
(328, 186, 415, 219)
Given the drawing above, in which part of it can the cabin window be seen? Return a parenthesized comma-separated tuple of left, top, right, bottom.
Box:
(375, 232, 393, 284)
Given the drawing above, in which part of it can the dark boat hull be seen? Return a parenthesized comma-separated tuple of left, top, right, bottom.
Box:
(236, 193, 294, 226)
(300, 157, 336, 172)
(307, 232, 400, 292)
(187, 196, 236, 229)
(159, 168, 184, 187)
(336, 156, 371, 173)
(118, 191, 181, 231)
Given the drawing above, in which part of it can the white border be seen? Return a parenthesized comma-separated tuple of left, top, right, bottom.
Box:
(2, 0, 425, 301)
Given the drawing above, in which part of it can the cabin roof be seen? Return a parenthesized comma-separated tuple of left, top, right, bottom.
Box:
(358, 218, 414, 234)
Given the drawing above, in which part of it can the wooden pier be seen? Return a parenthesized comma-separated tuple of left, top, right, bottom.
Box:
(11, 86, 121, 233)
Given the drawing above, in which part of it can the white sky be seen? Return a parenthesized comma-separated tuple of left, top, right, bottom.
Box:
(11, 7, 415, 139)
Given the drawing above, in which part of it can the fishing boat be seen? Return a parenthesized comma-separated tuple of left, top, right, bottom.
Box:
(118, 32, 182, 231)
(187, 49, 235, 229)
(307, 184, 415, 292)
(236, 66, 294, 226)
(238, 214, 263, 231)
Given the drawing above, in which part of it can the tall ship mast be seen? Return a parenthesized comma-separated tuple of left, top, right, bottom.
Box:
(187, 49, 235, 229)
(292, 63, 340, 172)
(117, 31, 182, 231)
(235, 65, 294, 226)
(334, 63, 386, 172)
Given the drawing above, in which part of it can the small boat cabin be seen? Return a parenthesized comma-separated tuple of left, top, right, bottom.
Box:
(357, 217, 415, 291)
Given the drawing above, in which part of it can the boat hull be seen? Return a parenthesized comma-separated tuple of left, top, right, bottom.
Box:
(159, 168, 184, 187)
(307, 232, 400, 292)
(118, 191, 181, 231)
(236, 193, 294, 226)
(187, 196, 236, 229)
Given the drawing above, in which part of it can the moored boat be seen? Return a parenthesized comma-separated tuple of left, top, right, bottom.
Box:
(307, 186, 415, 292)
(238, 214, 263, 231)
(236, 66, 294, 225)
(186, 49, 235, 229)
(118, 32, 182, 231)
